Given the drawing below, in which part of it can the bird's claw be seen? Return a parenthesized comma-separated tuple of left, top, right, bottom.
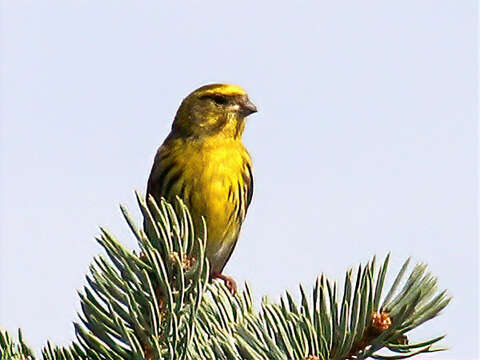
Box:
(211, 272, 237, 294)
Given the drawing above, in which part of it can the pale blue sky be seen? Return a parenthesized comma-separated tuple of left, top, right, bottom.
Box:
(0, 1, 477, 359)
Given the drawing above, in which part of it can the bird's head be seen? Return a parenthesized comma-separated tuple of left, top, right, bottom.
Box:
(172, 84, 257, 139)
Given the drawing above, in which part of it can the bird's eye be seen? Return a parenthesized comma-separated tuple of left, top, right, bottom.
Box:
(211, 95, 228, 105)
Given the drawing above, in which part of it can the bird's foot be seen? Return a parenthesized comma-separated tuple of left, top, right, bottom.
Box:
(211, 272, 237, 294)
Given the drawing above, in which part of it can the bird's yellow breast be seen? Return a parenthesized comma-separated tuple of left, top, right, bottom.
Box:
(153, 135, 252, 271)
(181, 137, 249, 227)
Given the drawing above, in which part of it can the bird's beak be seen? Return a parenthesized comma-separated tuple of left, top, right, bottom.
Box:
(241, 98, 258, 116)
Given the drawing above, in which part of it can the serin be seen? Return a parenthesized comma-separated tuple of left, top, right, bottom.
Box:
(146, 84, 257, 293)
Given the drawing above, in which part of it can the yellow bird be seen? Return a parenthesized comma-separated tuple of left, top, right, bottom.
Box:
(146, 84, 257, 293)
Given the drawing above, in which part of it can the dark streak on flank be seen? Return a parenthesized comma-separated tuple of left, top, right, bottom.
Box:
(148, 161, 174, 195)
(245, 163, 254, 207)
(236, 182, 244, 220)
(163, 171, 182, 198)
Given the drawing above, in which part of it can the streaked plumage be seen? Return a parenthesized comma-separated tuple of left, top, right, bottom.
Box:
(146, 84, 256, 292)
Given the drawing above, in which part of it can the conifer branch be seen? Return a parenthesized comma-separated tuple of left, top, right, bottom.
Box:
(0, 329, 35, 360)
(0, 195, 450, 360)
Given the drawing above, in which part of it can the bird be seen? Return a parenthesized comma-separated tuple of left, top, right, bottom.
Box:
(146, 83, 257, 293)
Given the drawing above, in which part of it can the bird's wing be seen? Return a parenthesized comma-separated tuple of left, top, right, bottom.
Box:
(146, 146, 165, 198)
(146, 141, 182, 202)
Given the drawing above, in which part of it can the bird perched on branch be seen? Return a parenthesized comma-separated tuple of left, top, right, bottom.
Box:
(146, 84, 257, 293)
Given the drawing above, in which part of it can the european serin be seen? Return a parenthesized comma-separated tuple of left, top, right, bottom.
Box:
(146, 84, 257, 293)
